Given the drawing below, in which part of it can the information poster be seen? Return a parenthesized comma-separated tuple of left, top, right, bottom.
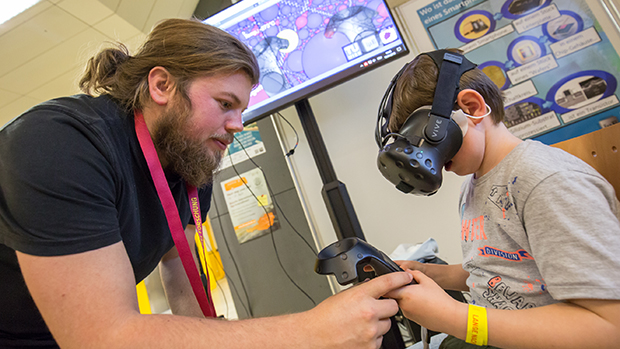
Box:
(220, 122, 266, 169)
(220, 167, 280, 243)
(397, 0, 620, 143)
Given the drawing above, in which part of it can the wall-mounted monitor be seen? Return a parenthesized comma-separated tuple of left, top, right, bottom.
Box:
(205, 0, 409, 125)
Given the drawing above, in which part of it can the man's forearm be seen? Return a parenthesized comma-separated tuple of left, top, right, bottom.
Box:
(106, 310, 315, 349)
(19, 238, 415, 349)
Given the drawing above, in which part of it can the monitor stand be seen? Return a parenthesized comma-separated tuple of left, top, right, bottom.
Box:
(294, 98, 407, 349)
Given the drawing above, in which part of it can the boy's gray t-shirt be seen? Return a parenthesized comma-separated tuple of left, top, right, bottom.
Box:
(459, 140, 620, 309)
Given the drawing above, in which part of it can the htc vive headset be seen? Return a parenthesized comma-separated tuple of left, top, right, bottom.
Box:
(375, 49, 477, 196)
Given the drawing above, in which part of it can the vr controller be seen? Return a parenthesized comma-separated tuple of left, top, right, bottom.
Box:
(315, 237, 416, 285)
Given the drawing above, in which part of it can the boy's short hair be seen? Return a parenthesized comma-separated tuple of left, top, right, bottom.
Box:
(388, 50, 504, 133)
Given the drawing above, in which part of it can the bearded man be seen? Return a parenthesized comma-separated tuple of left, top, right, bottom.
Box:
(0, 18, 413, 349)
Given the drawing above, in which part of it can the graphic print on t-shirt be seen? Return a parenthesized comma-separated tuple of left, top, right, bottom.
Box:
(478, 246, 534, 262)
(482, 275, 537, 310)
(461, 215, 487, 242)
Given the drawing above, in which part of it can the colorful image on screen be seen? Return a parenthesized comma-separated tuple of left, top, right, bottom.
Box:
(205, 0, 408, 124)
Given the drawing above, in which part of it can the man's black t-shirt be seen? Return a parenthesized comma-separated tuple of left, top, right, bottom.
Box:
(0, 95, 212, 348)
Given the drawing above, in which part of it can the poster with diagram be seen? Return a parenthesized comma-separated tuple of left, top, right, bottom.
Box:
(396, 0, 620, 143)
(220, 167, 280, 244)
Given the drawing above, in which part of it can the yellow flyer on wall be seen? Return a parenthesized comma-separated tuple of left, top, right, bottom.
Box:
(220, 168, 280, 243)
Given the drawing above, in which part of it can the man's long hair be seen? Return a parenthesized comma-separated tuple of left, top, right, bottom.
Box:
(79, 18, 260, 110)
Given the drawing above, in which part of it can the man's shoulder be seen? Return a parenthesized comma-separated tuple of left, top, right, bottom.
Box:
(33, 94, 125, 124)
(1, 94, 134, 171)
(6, 94, 120, 125)
(2, 94, 129, 144)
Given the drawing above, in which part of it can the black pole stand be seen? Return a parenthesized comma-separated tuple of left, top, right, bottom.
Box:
(294, 98, 364, 241)
(294, 98, 406, 349)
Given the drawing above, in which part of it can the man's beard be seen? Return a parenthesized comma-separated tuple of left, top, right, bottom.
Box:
(151, 101, 226, 188)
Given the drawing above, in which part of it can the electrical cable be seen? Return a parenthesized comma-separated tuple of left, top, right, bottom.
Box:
(229, 135, 317, 306)
(211, 201, 254, 318)
(212, 202, 253, 317)
(236, 137, 317, 256)
(194, 242, 232, 318)
(276, 112, 299, 157)
(206, 263, 229, 318)
(228, 145, 316, 306)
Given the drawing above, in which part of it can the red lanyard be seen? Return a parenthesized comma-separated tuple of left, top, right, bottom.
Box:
(134, 110, 216, 318)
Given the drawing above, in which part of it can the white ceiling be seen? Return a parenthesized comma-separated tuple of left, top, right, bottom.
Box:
(0, 0, 200, 127)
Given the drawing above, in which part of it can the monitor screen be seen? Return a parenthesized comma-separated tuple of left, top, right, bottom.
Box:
(205, 0, 409, 125)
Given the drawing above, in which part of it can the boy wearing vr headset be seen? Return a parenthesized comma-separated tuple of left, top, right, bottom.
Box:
(377, 49, 620, 348)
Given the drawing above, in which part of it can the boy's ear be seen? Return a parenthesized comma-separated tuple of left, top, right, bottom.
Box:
(456, 89, 487, 124)
(148, 66, 175, 106)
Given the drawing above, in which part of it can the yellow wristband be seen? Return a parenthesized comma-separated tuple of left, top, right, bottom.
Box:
(466, 304, 488, 346)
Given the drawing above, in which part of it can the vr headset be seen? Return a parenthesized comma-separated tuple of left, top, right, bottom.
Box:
(375, 49, 478, 195)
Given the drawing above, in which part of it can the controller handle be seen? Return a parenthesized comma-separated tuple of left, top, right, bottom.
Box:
(315, 237, 416, 285)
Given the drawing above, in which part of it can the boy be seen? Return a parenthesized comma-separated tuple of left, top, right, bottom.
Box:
(380, 49, 620, 348)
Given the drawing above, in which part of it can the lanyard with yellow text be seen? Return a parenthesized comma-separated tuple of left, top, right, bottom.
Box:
(134, 110, 216, 318)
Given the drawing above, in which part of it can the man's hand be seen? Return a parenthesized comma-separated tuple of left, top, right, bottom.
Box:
(302, 271, 413, 349)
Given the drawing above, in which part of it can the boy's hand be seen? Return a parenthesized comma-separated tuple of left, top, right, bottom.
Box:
(384, 270, 466, 334)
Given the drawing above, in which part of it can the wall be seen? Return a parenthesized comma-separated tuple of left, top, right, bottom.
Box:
(0, 0, 199, 127)
(209, 116, 334, 319)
